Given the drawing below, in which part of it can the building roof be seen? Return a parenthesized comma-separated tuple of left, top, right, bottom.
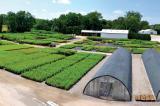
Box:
(101, 29, 129, 34)
(139, 29, 157, 32)
(81, 29, 129, 34)
(81, 30, 101, 33)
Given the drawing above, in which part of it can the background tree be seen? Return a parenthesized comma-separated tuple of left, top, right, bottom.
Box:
(112, 17, 127, 29)
(34, 19, 52, 31)
(151, 24, 160, 34)
(0, 15, 3, 32)
(140, 21, 150, 29)
(101, 19, 112, 29)
(82, 11, 102, 30)
(16, 11, 35, 32)
(125, 11, 142, 33)
(7, 12, 17, 32)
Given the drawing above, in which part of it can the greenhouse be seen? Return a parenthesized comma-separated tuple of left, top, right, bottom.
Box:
(83, 48, 132, 101)
(142, 49, 160, 101)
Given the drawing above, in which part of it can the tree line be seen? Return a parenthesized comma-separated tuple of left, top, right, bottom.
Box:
(0, 10, 159, 34)
(0, 11, 35, 32)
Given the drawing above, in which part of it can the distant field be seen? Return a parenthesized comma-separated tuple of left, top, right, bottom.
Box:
(0, 32, 74, 46)
(0, 43, 104, 90)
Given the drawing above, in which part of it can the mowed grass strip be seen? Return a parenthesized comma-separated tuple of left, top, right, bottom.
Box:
(46, 54, 105, 90)
(21, 53, 90, 82)
(5, 54, 65, 74)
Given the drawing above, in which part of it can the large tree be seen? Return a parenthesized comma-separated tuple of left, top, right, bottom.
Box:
(16, 11, 35, 32)
(125, 11, 142, 33)
(52, 12, 83, 34)
(7, 12, 17, 32)
(83, 11, 103, 30)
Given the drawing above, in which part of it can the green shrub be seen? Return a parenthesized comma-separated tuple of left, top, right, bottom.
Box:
(95, 46, 116, 53)
(128, 33, 151, 41)
(82, 45, 95, 51)
(56, 49, 76, 56)
(60, 44, 78, 49)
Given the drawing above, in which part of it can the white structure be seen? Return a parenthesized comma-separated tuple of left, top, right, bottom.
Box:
(101, 29, 128, 39)
(138, 29, 157, 35)
(81, 29, 129, 39)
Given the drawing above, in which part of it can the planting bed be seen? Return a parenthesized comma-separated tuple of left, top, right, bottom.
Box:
(60, 37, 160, 54)
(0, 44, 104, 90)
(0, 44, 32, 51)
(46, 54, 105, 90)
(22, 53, 90, 82)
(0, 32, 74, 46)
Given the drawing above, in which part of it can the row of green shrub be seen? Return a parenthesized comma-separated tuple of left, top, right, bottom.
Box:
(60, 44, 116, 53)
(0, 40, 16, 45)
(128, 33, 151, 41)
(46, 54, 105, 90)
(21, 53, 90, 82)
(0, 44, 32, 51)
(5, 54, 65, 74)
(0, 33, 74, 46)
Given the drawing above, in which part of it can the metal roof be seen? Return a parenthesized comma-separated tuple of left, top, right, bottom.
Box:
(101, 29, 129, 34)
(81, 30, 101, 33)
(142, 49, 160, 101)
(139, 29, 157, 32)
(81, 29, 129, 34)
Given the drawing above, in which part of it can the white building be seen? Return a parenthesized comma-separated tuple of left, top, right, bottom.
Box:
(101, 29, 128, 39)
(138, 29, 157, 35)
(81, 29, 129, 39)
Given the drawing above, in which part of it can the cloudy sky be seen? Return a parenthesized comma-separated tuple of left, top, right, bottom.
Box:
(0, 0, 159, 24)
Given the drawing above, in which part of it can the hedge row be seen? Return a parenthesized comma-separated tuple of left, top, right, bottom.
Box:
(46, 54, 105, 90)
(21, 53, 90, 82)
(128, 33, 151, 41)
(0, 33, 74, 46)
(60, 44, 116, 53)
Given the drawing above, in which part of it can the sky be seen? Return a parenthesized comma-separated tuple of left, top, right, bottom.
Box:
(0, 0, 160, 24)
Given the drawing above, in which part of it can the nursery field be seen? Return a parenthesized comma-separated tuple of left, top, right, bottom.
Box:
(0, 31, 74, 46)
(60, 36, 160, 54)
(0, 42, 104, 90)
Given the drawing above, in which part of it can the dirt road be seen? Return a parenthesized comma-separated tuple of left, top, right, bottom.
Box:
(0, 69, 160, 106)
(132, 54, 156, 101)
(56, 36, 87, 48)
